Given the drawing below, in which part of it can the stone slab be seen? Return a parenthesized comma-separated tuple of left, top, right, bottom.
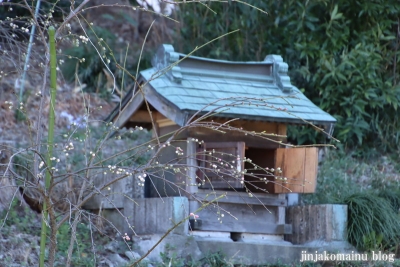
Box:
(195, 238, 355, 265)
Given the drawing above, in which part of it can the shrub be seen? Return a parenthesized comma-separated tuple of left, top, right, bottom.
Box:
(344, 192, 400, 252)
(302, 151, 366, 205)
(378, 189, 400, 213)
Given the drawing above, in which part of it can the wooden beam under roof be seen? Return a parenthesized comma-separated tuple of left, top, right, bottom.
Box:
(143, 84, 187, 126)
(128, 110, 167, 123)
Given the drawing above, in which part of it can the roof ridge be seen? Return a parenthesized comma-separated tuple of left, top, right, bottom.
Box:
(151, 44, 295, 93)
(180, 67, 274, 84)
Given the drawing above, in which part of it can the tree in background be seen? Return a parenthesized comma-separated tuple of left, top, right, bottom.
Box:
(175, 0, 400, 152)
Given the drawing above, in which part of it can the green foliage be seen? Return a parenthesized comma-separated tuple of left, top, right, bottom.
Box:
(61, 8, 148, 98)
(176, 0, 400, 151)
(198, 252, 234, 267)
(156, 248, 235, 267)
(0, 198, 40, 236)
(378, 189, 400, 213)
(156, 243, 197, 267)
(62, 26, 117, 97)
(302, 151, 368, 204)
(158, 250, 188, 267)
(303, 149, 400, 201)
(344, 192, 400, 252)
(362, 231, 384, 252)
(0, 1, 83, 24)
(54, 221, 97, 266)
(287, 125, 328, 146)
(1, 201, 111, 266)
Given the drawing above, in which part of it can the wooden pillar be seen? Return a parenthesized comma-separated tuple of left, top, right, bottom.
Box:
(186, 138, 199, 213)
(276, 194, 286, 225)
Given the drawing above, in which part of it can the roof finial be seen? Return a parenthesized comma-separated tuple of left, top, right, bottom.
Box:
(264, 55, 292, 93)
(151, 44, 182, 83)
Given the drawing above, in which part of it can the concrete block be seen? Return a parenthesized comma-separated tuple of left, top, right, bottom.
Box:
(83, 173, 137, 210)
(124, 197, 189, 235)
(189, 231, 231, 241)
(287, 193, 299, 206)
(236, 233, 284, 243)
(132, 234, 202, 262)
(126, 234, 355, 265)
(195, 238, 354, 265)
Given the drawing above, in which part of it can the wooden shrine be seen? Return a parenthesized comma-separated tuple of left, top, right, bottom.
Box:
(106, 44, 336, 237)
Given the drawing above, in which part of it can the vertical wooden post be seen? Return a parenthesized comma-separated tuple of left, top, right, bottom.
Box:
(186, 138, 199, 213)
(277, 194, 286, 225)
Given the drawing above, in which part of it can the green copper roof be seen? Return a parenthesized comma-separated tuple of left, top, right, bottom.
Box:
(138, 44, 336, 127)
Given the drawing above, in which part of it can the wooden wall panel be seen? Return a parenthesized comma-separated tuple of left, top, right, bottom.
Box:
(147, 140, 188, 198)
(303, 148, 319, 192)
(274, 147, 318, 193)
(197, 142, 245, 189)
